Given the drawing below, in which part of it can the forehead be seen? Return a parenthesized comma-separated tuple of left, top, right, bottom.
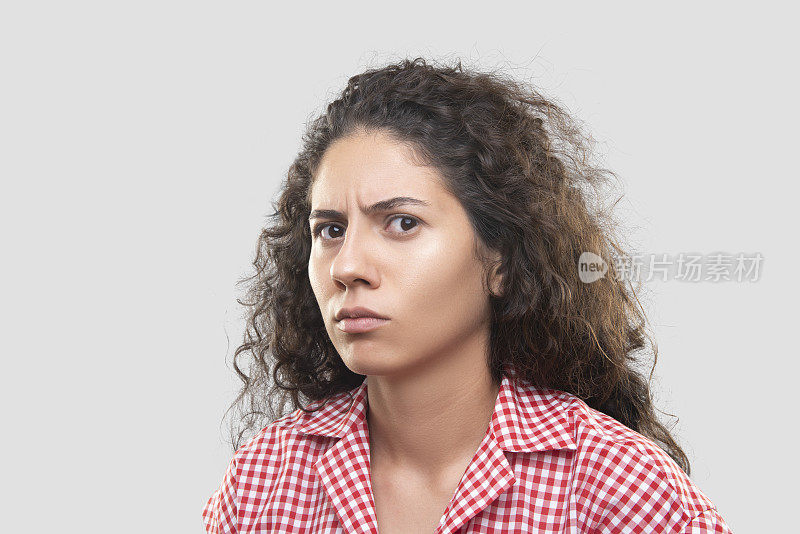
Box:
(310, 130, 445, 208)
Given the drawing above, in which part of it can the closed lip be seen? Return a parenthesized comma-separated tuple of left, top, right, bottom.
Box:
(335, 306, 390, 321)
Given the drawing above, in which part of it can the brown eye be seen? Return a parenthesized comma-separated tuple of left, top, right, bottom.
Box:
(313, 223, 344, 240)
(312, 215, 421, 242)
(388, 215, 419, 234)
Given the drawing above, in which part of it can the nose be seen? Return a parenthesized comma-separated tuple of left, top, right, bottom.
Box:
(329, 219, 379, 289)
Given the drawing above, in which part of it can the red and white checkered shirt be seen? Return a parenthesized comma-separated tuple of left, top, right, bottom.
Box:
(202, 371, 732, 533)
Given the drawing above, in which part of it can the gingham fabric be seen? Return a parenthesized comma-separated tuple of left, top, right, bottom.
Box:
(203, 371, 732, 533)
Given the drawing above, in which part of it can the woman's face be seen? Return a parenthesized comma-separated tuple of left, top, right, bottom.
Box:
(308, 129, 501, 378)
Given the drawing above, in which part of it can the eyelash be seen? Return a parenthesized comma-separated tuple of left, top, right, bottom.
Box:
(312, 215, 420, 241)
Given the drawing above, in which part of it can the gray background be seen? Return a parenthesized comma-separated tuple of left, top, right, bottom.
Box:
(1, 2, 795, 532)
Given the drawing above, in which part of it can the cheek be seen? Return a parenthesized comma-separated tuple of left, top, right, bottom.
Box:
(398, 240, 489, 331)
(307, 258, 328, 305)
(307, 261, 320, 290)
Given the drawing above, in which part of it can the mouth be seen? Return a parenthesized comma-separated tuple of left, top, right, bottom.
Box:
(334, 306, 390, 322)
(336, 316, 390, 334)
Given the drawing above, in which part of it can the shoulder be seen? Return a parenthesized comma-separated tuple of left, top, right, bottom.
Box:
(229, 383, 365, 471)
(231, 396, 348, 471)
(202, 397, 348, 533)
(557, 394, 729, 532)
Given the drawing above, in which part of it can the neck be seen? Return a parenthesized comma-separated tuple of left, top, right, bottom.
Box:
(365, 337, 501, 478)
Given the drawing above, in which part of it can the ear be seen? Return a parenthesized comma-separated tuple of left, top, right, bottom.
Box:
(488, 250, 505, 298)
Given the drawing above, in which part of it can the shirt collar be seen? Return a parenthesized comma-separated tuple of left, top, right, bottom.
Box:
(301, 369, 577, 534)
(294, 369, 577, 453)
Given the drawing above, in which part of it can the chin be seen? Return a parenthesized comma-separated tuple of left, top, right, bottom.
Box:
(340, 358, 394, 377)
(338, 349, 404, 377)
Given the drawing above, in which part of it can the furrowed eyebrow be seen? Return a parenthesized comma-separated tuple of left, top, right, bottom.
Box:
(308, 196, 430, 221)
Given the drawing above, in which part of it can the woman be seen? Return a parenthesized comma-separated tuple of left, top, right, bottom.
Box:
(202, 57, 732, 533)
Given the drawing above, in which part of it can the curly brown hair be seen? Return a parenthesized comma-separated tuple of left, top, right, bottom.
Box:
(223, 56, 690, 475)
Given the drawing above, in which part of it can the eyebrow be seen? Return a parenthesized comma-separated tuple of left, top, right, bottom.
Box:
(308, 196, 431, 221)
